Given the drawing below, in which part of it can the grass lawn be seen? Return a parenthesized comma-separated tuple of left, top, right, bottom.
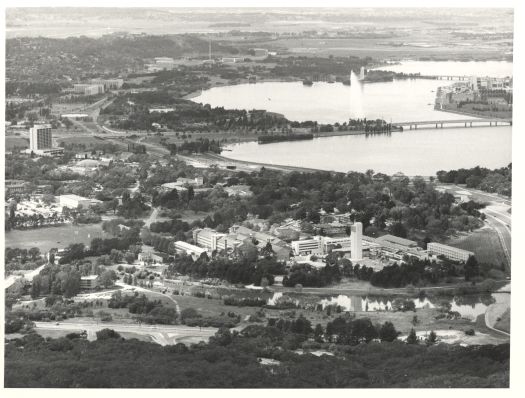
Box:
(494, 308, 510, 334)
(446, 227, 507, 266)
(5, 223, 108, 251)
(6, 136, 29, 150)
(173, 294, 267, 319)
(56, 135, 105, 147)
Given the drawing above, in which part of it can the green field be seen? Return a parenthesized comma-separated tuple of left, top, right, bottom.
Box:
(446, 227, 507, 266)
(56, 135, 106, 147)
(6, 136, 29, 150)
(5, 223, 108, 251)
(494, 309, 510, 334)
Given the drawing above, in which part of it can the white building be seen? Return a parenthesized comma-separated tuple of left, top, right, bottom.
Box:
(29, 124, 52, 152)
(193, 228, 227, 251)
(90, 78, 124, 90)
(80, 275, 99, 290)
(221, 57, 245, 63)
(73, 84, 105, 96)
(149, 107, 176, 113)
(427, 242, 474, 263)
(351, 222, 363, 260)
(59, 194, 92, 209)
(291, 237, 323, 256)
(174, 241, 207, 257)
(27, 124, 64, 156)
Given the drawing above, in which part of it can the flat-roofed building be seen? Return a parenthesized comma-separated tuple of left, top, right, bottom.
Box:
(291, 237, 323, 256)
(59, 194, 92, 209)
(377, 234, 418, 248)
(80, 275, 99, 290)
(5, 179, 28, 196)
(427, 242, 474, 263)
(174, 241, 207, 257)
(29, 124, 52, 152)
(193, 228, 226, 251)
(73, 84, 105, 96)
(90, 78, 124, 90)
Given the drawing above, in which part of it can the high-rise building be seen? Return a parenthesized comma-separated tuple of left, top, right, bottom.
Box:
(29, 124, 52, 152)
(351, 222, 363, 260)
(359, 66, 366, 81)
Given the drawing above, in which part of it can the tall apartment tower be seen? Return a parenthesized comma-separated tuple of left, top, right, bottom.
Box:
(350, 222, 363, 261)
(359, 66, 366, 81)
(29, 124, 53, 152)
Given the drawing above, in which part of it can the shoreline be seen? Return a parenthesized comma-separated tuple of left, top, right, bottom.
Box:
(184, 77, 301, 101)
(434, 105, 512, 120)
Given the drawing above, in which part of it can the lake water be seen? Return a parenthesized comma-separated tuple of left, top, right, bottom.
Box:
(223, 126, 511, 175)
(193, 79, 476, 124)
(192, 61, 512, 175)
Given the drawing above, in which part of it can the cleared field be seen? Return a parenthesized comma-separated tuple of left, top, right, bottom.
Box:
(173, 294, 267, 319)
(5, 223, 108, 251)
(446, 227, 507, 266)
(6, 136, 29, 150)
(494, 308, 510, 334)
(56, 135, 106, 147)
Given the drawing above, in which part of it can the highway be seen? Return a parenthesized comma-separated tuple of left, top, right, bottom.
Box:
(438, 184, 511, 265)
(4, 263, 47, 290)
(33, 321, 217, 346)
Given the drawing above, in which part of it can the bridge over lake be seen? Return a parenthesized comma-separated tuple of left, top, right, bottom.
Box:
(392, 118, 512, 130)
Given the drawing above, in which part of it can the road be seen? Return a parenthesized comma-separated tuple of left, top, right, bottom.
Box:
(33, 321, 217, 346)
(4, 263, 47, 290)
(439, 184, 511, 266)
(482, 207, 511, 265)
(144, 207, 161, 228)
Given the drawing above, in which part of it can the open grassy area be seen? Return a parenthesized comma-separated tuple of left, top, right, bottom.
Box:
(55, 135, 106, 147)
(494, 309, 510, 334)
(5, 223, 108, 251)
(6, 135, 29, 150)
(446, 227, 507, 266)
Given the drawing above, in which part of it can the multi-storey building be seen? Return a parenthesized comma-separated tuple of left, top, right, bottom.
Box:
(90, 78, 124, 90)
(29, 124, 52, 152)
(351, 222, 363, 260)
(427, 242, 474, 263)
(80, 275, 99, 290)
(174, 241, 207, 258)
(73, 84, 105, 96)
(193, 228, 227, 251)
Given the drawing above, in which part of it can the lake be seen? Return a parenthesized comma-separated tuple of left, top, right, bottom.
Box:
(191, 61, 512, 175)
(222, 126, 511, 175)
(268, 283, 511, 322)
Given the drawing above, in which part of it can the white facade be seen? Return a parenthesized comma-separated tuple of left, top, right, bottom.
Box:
(427, 242, 474, 263)
(351, 222, 363, 261)
(193, 228, 226, 251)
(90, 78, 124, 90)
(174, 241, 207, 257)
(59, 194, 92, 209)
(73, 84, 105, 96)
(291, 237, 323, 256)
(29, 124, 52, 152)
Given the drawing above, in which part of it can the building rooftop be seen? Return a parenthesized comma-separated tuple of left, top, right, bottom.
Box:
(81, 275, 99, 280)
(59, 194, 90, 201)
(377, 234, 418, 248)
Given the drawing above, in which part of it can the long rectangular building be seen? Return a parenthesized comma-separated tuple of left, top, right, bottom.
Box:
(427, 242, 474, 263)
(174, 241, 207, 257)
